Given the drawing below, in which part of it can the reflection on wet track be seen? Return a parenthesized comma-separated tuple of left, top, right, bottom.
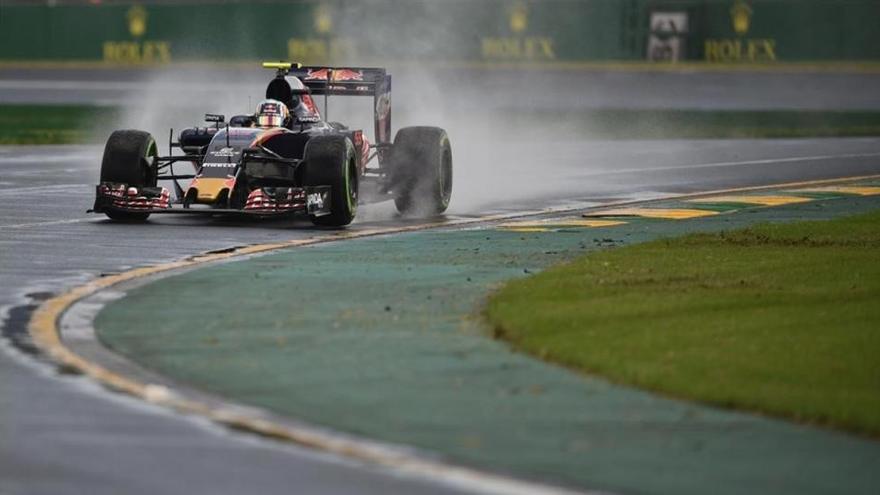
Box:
(3, 139, 880, 494)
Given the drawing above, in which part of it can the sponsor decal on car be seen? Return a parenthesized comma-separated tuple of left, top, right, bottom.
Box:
(307, 191, 326, 210)
(305, 68, 364, 81)
(209, 147, 237, 157)
(301, 94, 321, 117)
(307, 189, 332, 215)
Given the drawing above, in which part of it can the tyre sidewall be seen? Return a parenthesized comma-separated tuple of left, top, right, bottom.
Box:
(100, 130, 158, 187)
(391, 126, 452, 216)
(99, 130, 158, 221)
(303, 134, 357, 226)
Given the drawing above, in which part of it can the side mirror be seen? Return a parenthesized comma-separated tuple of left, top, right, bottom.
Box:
(204, 113, 225, 124)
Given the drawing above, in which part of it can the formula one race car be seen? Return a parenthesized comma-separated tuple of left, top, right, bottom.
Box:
(91, 62, 452, 226)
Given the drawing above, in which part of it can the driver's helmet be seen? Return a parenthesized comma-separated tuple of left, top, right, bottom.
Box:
(255, 99, 289, 128)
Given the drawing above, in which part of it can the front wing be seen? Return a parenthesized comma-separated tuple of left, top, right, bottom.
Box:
(91, 183, 332, 217)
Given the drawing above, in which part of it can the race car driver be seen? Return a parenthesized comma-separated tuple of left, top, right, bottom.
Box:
(255, 99, 290, 128)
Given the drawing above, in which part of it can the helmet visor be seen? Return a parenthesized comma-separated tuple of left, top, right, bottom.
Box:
(257, 114, 283, 128)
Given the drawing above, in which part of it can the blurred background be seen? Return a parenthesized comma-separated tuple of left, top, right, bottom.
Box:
(2, 0, 879, 126)
(3, 0, 880, 67)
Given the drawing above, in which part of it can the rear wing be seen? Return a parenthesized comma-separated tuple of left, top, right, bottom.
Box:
(263, 62, 392, 144)
(291, 66, 388, 96)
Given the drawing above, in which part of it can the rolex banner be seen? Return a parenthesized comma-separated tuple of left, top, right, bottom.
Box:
(0, 0, 878, 65)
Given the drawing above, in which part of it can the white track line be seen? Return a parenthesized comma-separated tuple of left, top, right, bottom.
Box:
(2, 218, 93, 229)
(581, 151, 880, 177)
(0, 184, 90, 196)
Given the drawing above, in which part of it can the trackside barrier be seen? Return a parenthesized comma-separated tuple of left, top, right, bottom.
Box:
(0, 0, 878, 66)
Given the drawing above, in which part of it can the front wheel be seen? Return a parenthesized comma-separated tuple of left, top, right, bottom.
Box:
(303, 135, 358, 227)
(99, 130, 158, 221)
(390, 126, 452, 216)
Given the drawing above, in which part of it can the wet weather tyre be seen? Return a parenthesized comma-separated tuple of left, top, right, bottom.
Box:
(303, 135, 358, 227)
(99, 130, 158, 221)
(391, 126, 452, 216)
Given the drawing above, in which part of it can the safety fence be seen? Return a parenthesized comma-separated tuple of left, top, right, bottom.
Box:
(0, 0, 878, 66)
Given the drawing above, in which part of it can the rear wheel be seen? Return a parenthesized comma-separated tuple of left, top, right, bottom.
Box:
(391, 126, 452, 216)
(99, 130, 158, 221)
(303, 135, 358, 227)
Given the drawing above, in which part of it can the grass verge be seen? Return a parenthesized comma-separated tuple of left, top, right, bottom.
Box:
(486, 210, 880, 436)
(2, 104, 880, 144)
(0, 104, 118, 144)
(508, 109, 880, 139)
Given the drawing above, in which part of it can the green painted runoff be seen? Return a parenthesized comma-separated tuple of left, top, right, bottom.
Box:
(95, 193, 880, 495)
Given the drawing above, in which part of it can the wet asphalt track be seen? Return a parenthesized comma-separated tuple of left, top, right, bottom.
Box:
(4, 138, 880, 495)
(2, 67, 880, 495)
